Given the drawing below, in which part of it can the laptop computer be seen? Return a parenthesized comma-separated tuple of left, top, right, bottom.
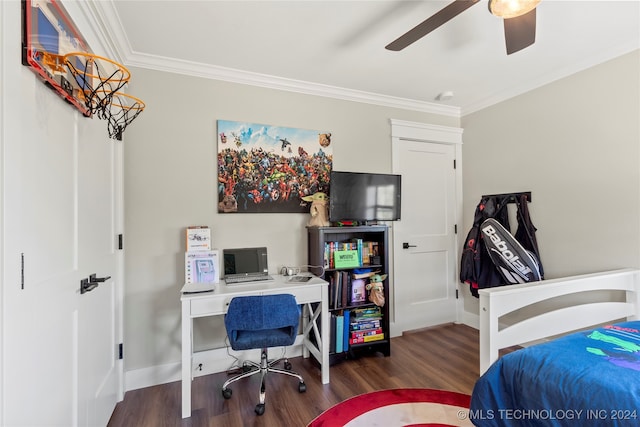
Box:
(223, 247, 274, 284)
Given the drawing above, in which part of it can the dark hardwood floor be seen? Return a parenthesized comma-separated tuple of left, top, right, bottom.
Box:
(108, 323, 482, 427)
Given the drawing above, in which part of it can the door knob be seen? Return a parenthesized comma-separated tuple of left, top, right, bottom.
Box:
(80, 278, 98, 294)
(89, 273, 112, 283)
(81, 274, 112, 294)
(402, 242, 417, 249)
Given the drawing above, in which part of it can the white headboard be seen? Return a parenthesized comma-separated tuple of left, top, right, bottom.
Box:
(478, 268, 640, 374)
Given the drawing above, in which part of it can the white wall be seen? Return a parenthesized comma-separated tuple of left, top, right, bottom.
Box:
(121, 67, 459, 385)
(460, 50, 640, 317)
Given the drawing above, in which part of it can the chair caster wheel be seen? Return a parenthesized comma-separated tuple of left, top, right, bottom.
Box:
(255, 403, 265, 415)
(222, 388, 232, 399)
(284, 361, 292, 370)
(298, 382, 307, 393)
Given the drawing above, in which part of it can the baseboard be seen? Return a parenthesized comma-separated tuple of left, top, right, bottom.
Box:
(124, 338, 305, 392)
(459, 310, 479, 330)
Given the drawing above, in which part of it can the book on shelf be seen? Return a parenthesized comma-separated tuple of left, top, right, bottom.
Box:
(329, 314, 337, 354)
(185, 226, 211, 251)
(343, 309, 350, 352)
(351, 328, 383, 338)
(341, 271, 350, 307)
(351, 319, 381, 330)
(351, 238, 363, 266)
(331, 271, 341, 309)
(349, 333, 385, 345)
(335, 314, 344, 353)
(352, 306, 382, 319)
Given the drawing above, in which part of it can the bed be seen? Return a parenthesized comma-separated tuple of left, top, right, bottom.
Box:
(470, 268, 640, 426)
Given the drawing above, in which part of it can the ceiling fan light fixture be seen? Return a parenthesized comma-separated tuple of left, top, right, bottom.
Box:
(488, 0, 540, 19)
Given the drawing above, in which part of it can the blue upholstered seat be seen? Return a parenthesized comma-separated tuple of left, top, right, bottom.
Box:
(224, 294, 300, 350)
(222, 293, 306, 415)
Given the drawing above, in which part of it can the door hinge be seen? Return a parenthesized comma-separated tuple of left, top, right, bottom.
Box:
(118, 234, 123, 250)
(118, 343, 123, 360)
(20, 253, 25, 290)
(453, 159, 456, 169)
(456, 289, 459, 299)
(454, 224, 457, 234)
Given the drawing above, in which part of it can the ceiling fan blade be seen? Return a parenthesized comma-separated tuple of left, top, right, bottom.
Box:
(503, 7, 537, 55)
(385, 0, 480, 51)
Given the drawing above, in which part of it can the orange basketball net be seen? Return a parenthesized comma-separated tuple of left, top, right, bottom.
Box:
(63, 52, 131, 114)
(63, 52, 145, 140)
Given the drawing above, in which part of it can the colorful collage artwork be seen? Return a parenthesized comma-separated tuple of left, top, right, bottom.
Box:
(217, 120, 333, 213)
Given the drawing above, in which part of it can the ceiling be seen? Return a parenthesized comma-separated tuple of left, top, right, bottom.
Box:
(90, 0, 639, 116)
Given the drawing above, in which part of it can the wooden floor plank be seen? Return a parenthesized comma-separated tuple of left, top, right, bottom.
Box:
(108, 323, 482, 427)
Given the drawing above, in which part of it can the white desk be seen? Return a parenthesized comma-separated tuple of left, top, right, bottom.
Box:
(180, 274, 329, 418)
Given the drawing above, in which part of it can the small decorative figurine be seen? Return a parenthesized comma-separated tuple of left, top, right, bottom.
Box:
(301, 192, 330, 227)
(218, 194, 238, 213)
(366, 274, 387, 307)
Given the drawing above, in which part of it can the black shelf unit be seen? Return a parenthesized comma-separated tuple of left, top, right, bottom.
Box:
(307, 225, 390, 364)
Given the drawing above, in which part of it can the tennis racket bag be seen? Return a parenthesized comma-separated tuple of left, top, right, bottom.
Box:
(480, 218, 542, 284)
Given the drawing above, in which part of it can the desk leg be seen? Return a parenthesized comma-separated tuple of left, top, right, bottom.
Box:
(320, 284, 329, 384)
(181, 300, 192, 418)
(302, 304, 310, 359)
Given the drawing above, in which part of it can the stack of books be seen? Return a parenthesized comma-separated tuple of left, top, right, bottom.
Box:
(349, 307, 384, 345)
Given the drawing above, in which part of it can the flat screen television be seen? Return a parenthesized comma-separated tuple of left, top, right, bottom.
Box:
(329, 171, 401, 222)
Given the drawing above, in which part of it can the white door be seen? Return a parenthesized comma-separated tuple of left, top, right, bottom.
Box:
(2, 95, 81, 427)
(1, 39, 122, 426)
(390, 121, 462, 336)
(76, 117, 122, 426)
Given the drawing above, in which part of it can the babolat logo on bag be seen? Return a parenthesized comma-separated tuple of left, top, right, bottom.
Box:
(481, 218, 541, 284)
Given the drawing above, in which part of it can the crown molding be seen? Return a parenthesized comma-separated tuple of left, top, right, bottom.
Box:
(124, 51, 462, 117)
(75, 0, 460, 118)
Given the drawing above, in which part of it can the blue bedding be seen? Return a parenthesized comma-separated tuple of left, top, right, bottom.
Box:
(470, 321, 640, 426)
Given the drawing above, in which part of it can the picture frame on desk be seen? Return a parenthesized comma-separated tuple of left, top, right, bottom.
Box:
(351, 279, 366, 303)
(185, 250, 219, 284)
(185, 226, 211, 251)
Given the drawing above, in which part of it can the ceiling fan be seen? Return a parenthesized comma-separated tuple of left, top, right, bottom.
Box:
(386, 0, 540, 55)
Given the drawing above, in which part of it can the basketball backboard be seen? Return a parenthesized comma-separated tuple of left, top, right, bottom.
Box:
(22, 0, 93, 116)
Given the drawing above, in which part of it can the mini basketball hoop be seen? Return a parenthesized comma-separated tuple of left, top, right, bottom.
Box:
(63, 52, 131, 114)
(97, 91, 146, 141)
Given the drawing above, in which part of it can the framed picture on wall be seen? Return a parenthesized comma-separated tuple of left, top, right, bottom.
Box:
(217, 120, 333, 213)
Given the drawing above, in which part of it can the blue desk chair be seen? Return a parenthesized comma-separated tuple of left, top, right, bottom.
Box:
(222, 294, 306, 415)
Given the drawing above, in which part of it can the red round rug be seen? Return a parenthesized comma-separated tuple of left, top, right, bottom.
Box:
(307, 388, 472, 427)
